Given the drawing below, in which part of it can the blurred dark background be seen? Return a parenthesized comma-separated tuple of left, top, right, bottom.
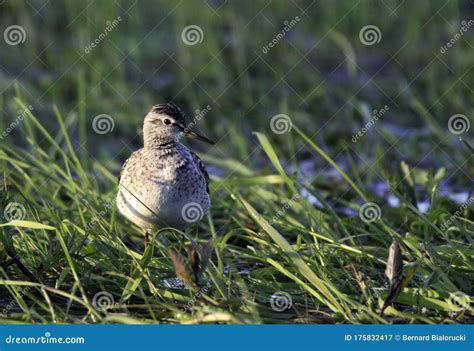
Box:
(0, 0, 472, 187)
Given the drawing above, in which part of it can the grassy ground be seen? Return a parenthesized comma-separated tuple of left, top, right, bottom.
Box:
(0, 1, 472, 324)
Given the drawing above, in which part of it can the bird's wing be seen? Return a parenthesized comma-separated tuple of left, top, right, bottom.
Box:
(118, 149, 141, 184)
(118, 155, 132, 183)
(190, 151, 210, 194)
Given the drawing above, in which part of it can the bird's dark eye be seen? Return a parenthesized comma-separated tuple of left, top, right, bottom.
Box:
(163, 118, 171, 125)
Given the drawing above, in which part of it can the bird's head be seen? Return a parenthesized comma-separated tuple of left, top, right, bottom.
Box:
(143, 103, 214, 147)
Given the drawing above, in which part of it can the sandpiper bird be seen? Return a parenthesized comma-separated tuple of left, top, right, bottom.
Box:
(116, 103, 214, 245)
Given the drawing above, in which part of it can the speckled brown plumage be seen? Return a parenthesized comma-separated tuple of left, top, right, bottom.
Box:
(116, 103, 213, 233)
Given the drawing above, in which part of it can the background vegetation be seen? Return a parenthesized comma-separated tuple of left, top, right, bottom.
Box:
(0, 0, 472, 324)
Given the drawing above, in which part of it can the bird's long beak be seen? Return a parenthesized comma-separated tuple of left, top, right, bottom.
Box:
(185, 130, 215, 145)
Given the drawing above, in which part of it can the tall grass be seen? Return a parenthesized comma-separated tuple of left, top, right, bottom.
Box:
(0, 0, 472, 324)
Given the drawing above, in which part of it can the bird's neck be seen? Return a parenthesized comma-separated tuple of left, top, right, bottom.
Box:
(144, 136, 178, 149)
(143, 125, 178, 148)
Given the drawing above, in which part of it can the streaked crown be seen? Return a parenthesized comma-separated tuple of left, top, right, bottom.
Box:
(151, 103, 186, 126)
